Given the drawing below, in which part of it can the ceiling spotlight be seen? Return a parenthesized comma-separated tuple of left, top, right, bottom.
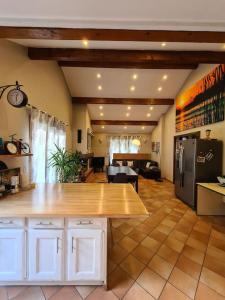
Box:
(149, 106, 154, 110)
(124, 126, 127, 129)
(101, 126, 105, 129)
(100, 112, 104, 116)
(99, 105, 103, 110)
(130, 85, 135, 92)
(162, 74, 168, 80)
(161, 42, 167, 47)
(82, 39, 89, 47)
(147, 113, 151, 117)
(132, 74, 138, 80)
(158, 86, 162, 92)
(97, 73, 101, 79)
(142, 126, 145, 130)
(126, 112, 130, 117)
(98, 85, 102, 91)
(127, 106, 131, 110)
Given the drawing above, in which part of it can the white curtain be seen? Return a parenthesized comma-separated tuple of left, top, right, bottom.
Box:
(30, 108, 66, 183)
(108, 136, 140, 163)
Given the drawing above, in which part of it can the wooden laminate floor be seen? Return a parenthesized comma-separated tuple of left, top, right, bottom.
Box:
(1, 173, 225, 300)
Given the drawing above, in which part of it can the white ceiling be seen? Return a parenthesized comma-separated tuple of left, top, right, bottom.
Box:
(92, 125, 154, 134)
(1, 0, 225, 31)
(62, 67, 191, 98)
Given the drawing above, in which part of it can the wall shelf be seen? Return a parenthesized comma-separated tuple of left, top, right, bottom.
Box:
(0, 154, 33, 158)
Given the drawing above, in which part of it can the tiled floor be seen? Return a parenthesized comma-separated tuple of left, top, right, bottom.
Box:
(1, 173, 225, 300)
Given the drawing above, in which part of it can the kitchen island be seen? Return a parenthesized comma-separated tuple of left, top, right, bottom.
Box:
(0, 183, 148, 286)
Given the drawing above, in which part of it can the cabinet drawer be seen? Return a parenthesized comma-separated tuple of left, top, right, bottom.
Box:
(0, 218, 25, 228)
(67, 218, 106, 229)
(28, 218, 64, 229)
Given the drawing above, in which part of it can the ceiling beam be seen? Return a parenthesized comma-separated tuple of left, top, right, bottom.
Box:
(28, 48, 225, 68)
(72, 97, 174, 105)
(91, 120, 158, 126)
(2, 26, 225, 43)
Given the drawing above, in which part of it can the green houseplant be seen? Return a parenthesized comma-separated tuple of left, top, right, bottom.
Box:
(49, 145, 83, 183)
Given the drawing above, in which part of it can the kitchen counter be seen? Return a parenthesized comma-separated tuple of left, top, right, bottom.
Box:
(0, 183, 148, 218)
(197, 182, 225, 196)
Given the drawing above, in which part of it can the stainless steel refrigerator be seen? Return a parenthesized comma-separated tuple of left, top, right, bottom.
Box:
(175, 139, 223, 208)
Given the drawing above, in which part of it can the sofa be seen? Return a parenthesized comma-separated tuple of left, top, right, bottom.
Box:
(111, 159, 161, 180)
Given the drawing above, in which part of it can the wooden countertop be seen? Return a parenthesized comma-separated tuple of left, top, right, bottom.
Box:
(0, 183, 148, 218)
(197, 183, 225, 196)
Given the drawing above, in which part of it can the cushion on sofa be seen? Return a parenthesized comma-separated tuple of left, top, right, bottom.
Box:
(127, 161, 133, 167)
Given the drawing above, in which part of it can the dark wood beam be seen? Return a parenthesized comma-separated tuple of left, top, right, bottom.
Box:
(2, 26, 225, 43)
(91, 120, 158, 126)
(72, 97, 174, 105)
(28, 48, 225, 68)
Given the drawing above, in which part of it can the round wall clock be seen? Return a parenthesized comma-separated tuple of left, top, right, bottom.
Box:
(5, 142, 18, 154)
(7, 88, 28, 108)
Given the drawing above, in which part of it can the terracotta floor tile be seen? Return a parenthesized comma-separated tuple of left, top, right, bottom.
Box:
(141, 236, 161, 252)
(206, 245, 225, 264)
(148, 254, 174, 279)
(169, 267, 198, 299)
(118, 236, 138, 252)
(108, 267, 134, 299)
(128, 229, 147, 243)
(182, 245, 205, 265)
(169, 229, 188, 243)
(13, 287, 45, 300)
(186, 237, 207, 252)
(120, 254, 145, 279)
(132, 244, 155, 264)
(200, 267, 225, 297)
(156, 224, 173, 235)
(149, 229, 168, 242)
(176, 254, 201, 280)
(211, 229, 225, 242)
(123, 283, 155, 300)
(7, 286, 27, 300)
(189, 230, 209, 244)
(117, 223, 134, 235)
(165, 237, 184, 253)
(86, 286, 118, 300)
(111, 219, 124, 229)
(76, 286, 97, 299)
(193, 221, 212, 235)
(111, 228, 124, 243)
(161, 218, 177, 228)
(157, 244, 179, 265)
(204, 253, 225, 278)
(159, 283, 192, 300)
(195, 282, 225, 300)
(136, 223, 152, 234)
(209, 237, 225, 252)
(109, 244, 129, 264)
(137, 267, 166, 299)
(108, 259, 117, 274)
(41, 287, 61, 299)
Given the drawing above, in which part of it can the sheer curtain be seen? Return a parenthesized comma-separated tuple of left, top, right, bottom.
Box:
(30, 108, 66, 183)
(108, 136, 140, 162)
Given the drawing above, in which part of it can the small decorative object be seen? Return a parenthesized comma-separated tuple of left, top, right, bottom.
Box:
(205, 129, 211, 140)
(4, 134, 30, 155)
(10, 176, 20, 193)
(5, 141, 18, 154)
(0, 81, 28, 108)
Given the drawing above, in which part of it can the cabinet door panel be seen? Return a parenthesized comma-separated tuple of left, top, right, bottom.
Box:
(0, 229, 24, 281)
(28, 230, 63, 281)
(67, 229, 103, 281)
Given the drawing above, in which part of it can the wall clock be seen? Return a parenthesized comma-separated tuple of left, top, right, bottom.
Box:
(5, 142, 18, 154)
(7, 88, 28, 108)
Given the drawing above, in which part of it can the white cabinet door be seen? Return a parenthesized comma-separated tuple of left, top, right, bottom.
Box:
(0, 229, 25, 281)
(28, 230, 63, 281)
(67, 229, 103, 281)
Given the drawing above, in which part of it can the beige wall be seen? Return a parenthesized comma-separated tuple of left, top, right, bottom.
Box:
(92, 133, 151, 165)
(0, 40, 72, 185)
(151, 117, 164, 166)
(72, 104, 92, 154)
(152, 64, 225, 181)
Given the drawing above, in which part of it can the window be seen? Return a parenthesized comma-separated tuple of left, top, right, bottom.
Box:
(108, 136, 140, 163)
(30, 108, 66, 183)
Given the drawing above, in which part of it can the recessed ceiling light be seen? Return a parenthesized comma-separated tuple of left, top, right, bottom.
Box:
(149, 106, 154, 110)
(99, 105, 103, 110)
(127, 106, 131, 110)
(101, 126, 105, 129)
(147, 113, 151, 117)
(98, 85, 102, 91)
(161, 42, 167, 47)
(132, 74, 138, 80)
(82, 39, 89, 47)
(162, 74, 168, 80)
(158, 86, 162, 92)
(142, 126, 145, 130)
(97, 73, 101, 78)
(126, 112, 130, 117)
(100, 112, 104, 116)
(130, 86, 135, 92)
(124, 126, 127, 129)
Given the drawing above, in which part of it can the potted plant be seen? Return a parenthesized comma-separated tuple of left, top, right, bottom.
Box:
(49, 145, 83, 183)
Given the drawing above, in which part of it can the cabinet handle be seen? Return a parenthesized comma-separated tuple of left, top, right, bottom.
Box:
(77, 220, 93, 225)
(36, 221, 53, 226)
(24, 231, 28, 279)
(0, 220, 13, 224)
(56, 237, 60, 254)
(72, 237, 76, 253)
